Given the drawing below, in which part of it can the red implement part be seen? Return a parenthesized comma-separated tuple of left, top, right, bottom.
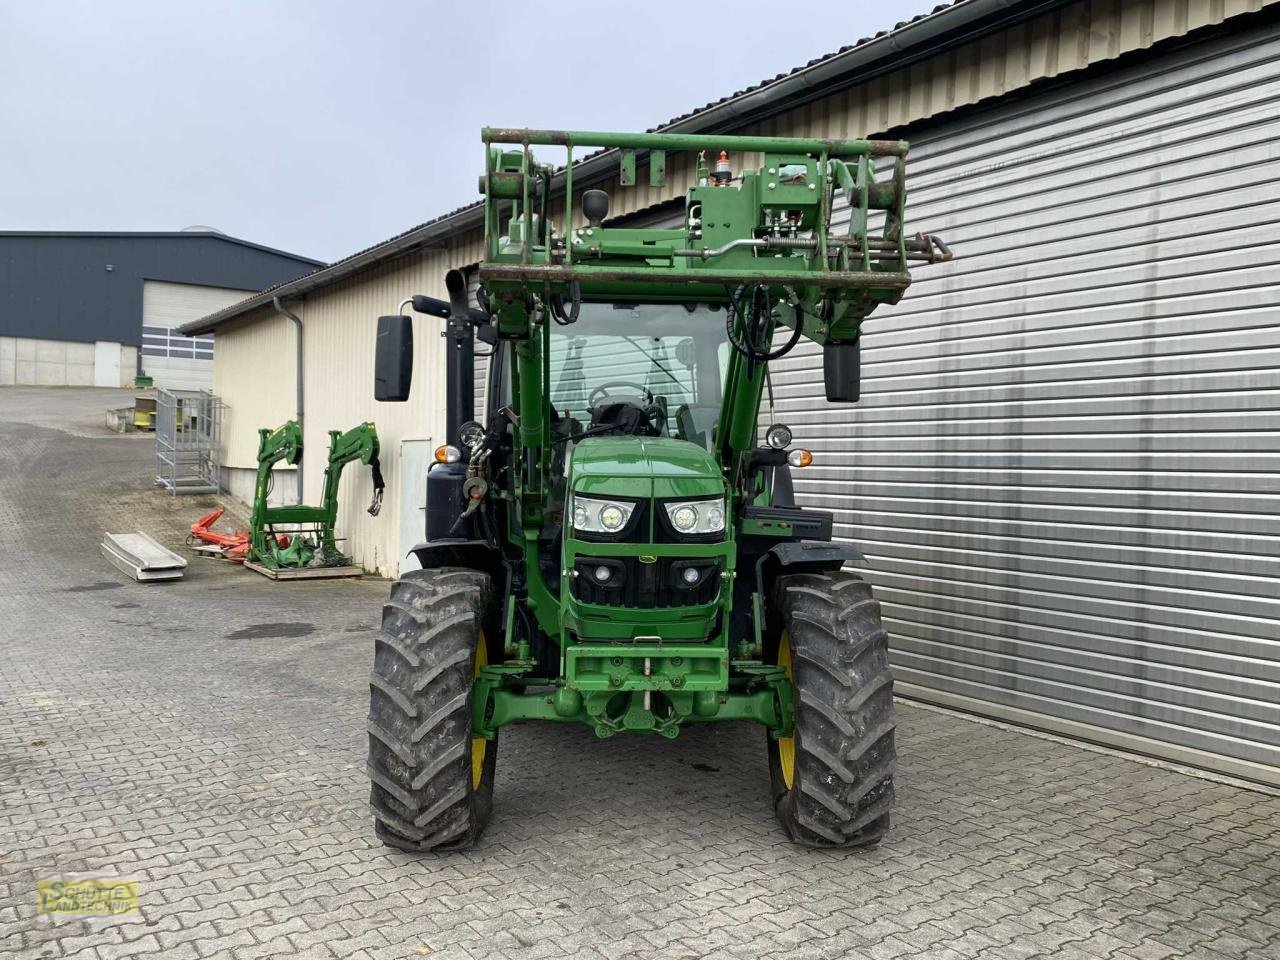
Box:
(190, 508, 286, 563)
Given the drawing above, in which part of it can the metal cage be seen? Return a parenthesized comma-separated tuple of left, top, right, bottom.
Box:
(154, 388, 223, 495)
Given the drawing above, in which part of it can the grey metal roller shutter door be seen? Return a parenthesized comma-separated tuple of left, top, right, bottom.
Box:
(771, 22, 1280, 785)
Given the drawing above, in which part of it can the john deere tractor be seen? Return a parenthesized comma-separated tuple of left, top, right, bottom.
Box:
(367, 128, 948, 850)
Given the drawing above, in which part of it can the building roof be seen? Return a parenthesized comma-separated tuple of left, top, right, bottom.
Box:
(181, 0, 1050, 336)
(0, 230, 324, 268)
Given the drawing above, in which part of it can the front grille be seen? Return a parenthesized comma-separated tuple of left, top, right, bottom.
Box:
(573, 556, 722, 608)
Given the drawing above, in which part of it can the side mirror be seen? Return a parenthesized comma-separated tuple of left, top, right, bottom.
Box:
(823, 340, 860, 403)
(411, 295, 450, 318)
(374, 315, 414, 401)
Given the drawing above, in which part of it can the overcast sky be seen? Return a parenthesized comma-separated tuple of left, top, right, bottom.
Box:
(1, 1, 943, 263)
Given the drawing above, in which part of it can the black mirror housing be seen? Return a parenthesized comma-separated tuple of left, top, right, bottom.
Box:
(445, 268, 470, 317)
(823, 340, 860, 403)
(411, 295, 450, 318)
(374, 315, 414, 401)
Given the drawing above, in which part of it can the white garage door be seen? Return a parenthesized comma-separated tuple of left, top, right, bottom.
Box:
(770, 22, 1280, 785)
(142, 281, 250, 391)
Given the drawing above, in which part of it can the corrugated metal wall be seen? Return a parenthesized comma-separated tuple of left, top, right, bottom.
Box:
(543, 0, 1275, 225)
(0, 233, 316, 346)
(214, 312, 299, 467)
(769, 20, 1280, 785)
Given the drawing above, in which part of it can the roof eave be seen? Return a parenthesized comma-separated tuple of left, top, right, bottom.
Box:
(182, 0, 1046, 337)
(0, 230, 323, 268)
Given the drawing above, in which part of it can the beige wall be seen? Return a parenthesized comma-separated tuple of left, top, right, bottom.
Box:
(212, 231, 484, 577)
(213, 311, 296, 466)
(210, 0, 1273, 577)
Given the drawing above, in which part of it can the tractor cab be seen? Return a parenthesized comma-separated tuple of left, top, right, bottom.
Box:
(546, 301, 728, 450)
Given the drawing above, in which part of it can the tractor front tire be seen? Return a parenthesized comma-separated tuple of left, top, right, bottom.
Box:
(769, 570, 896, 848)
(367, 567, 498, 852)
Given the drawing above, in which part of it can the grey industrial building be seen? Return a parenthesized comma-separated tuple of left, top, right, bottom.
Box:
(0, 230, 320, 389)
(185, 0, 1280, 787)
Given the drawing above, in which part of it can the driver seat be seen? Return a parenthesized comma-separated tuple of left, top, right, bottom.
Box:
(675, 404, 718, 450)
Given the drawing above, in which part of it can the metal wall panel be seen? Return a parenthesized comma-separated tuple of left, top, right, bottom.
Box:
(770, 22, 1280, 784)
(141, 280, 248, 391)
(0, 234, 316, 345)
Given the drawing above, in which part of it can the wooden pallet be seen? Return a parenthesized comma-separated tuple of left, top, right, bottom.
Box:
(243, 560, 362, 581)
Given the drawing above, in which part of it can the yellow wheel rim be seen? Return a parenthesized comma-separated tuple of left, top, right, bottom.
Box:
(471, 629, 487, 790)
(777, 629, 796, 790)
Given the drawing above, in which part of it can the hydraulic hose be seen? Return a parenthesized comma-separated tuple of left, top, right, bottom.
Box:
(726, 284, 804, 366)
(550, 279, 581, 325)
(367, 457, 385, 516)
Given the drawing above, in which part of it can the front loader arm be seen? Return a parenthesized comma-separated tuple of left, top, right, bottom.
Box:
(248, 421, 383, 570)
(319, 423, 385, 542)
(249, 420, 303, 566)
(251, 421, 303, 527)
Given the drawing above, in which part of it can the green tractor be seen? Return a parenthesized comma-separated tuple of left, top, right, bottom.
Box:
(368, 128, 949, 850)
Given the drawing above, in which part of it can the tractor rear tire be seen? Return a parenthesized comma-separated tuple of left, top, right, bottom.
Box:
(768, 570, 896, 848)
(367, 567, 499, 852)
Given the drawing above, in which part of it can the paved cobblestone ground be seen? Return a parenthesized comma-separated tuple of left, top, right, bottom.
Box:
(2, 390, 1279, 960)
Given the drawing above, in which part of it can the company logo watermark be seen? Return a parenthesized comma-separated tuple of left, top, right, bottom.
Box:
(37, 880, 138, 915)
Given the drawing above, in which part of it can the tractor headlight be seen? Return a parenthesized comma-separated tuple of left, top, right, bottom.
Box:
(662, 498, 726, 536)
(458, 420, 485, 450)
(599, 505, 626, 531)
(570, 495, 636, 535)
(671, 505, 698, 532)
(765, 423, 792, 449)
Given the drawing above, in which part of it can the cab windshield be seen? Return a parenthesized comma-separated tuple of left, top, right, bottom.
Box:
(548, 302, 729, 449)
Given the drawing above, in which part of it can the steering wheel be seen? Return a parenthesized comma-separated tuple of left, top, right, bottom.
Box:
(588, 380, 655, 408)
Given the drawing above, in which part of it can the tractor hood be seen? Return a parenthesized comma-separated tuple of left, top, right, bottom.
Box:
(570, 436, 723, 499)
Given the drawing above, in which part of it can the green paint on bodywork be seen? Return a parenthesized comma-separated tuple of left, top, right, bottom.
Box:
(571, 436, 722, 499)
(457, 127, 937, 741)
(249, 420, 382, 570)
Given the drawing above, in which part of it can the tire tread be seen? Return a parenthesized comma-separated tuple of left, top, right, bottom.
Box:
(770, 569, 897, 849)
(367, 567, 496, 852)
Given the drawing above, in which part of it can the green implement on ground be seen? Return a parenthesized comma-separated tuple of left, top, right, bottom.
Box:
(367, 128, 950, 850)
(248, 420, 384, 571)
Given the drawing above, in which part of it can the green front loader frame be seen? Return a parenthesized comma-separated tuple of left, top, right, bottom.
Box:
(248, 420, 384, 570)
(450, 128, 947, 739)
